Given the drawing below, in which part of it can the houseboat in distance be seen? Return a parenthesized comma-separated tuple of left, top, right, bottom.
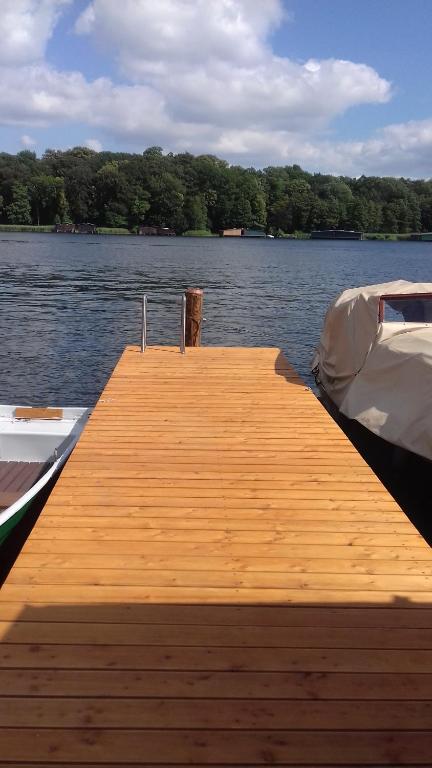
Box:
(311, 229, 364, 240)
(55, 222, 97, 234)
(219, 227, 267, 238)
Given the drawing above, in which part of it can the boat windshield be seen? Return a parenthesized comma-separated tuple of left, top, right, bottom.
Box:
(379, 293, 432, 323)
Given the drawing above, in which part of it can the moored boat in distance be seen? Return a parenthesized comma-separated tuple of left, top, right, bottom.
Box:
(0, 405, 90, 545)
(138, 225, 176, 236)
(312, 280, 432, 461)
(311, 229, 364, 240)
(410, 231, 432, 241)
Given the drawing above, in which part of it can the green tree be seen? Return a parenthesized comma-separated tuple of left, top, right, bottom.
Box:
(346, 198, 369, 231)
(184, 193, 208, 231)
(147, 172, 185, 230)
(129, 190, 151, 228)
(310, 197, 340, 230)
(1, 145, 432, 236)
(6, 183, 31, 224)
(30, 175, 69, 224)
(95, 161, 129, 227)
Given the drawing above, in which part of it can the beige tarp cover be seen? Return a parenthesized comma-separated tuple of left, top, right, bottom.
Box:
(312, 280, 432, 460)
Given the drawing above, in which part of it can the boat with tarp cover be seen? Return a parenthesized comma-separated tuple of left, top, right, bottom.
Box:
(312, 280, 432, 461)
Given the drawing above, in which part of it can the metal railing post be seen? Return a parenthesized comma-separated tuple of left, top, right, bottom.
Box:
(141, 294, 147, 353)
(180, 293, 186, 354)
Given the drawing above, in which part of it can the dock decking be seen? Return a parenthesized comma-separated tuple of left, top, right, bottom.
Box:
(0, 345, 431, 765)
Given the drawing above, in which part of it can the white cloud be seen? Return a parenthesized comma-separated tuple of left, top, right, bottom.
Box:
(20, 133, 37, 147)
(1, 0, 431, 177)
(331, 119, 432, 177)
(159, 58, 389, 133)
(85, 138, 103, 151)
(208, 119, 432, 178)
(0, 0, 71, 66)
(75, 0, 390, 136)
(0, 64, 164, 129)
(75, 0, 285, 74)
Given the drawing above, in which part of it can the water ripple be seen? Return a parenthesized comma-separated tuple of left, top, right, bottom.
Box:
(0, 233, 430, 406)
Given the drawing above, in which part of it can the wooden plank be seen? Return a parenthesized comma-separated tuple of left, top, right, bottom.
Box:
(26, 527, 427, 546)
(0, 697, 431, 729)
(33, 516, 415, 534)
(61, 470, 382, 483)
(50, 479, 388, 492)
(37, 497, 402, 510)
(1, 603, 431, 627)
(61, 463, 377, 474)
(2, 583, 432, 605)
(0, 765, 335, 768)
(0, 668, 431, 699)
(2, 643, 432, 673)
(14, 407, 63, 420)
(44, 492, 404, 509)
(16, 553, 432, 575)
(0, 764, 401, 768)
(20, 538, 431, 560)
(1, 620, 431, 648)
(40, 505, 405, 520)
(7, 567, 432, 593)
(1, 728, 432, 764)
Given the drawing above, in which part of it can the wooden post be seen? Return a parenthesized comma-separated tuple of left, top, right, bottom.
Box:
(185, 288, 204, 346)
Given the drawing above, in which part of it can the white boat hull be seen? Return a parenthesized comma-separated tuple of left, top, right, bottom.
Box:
(0, 405, 90, 544)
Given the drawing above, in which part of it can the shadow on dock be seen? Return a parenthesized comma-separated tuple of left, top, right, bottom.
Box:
(318, 396, 432, 548)
(0, 597, 431, 764)
(274, 350, 305, 386)
(0, 478, 56, 588)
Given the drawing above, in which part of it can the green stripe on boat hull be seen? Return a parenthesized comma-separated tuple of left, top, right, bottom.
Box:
(0, 500, 32, 547)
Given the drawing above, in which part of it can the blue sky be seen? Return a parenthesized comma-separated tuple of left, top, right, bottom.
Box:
(275, 0, 432, 137)
(1, 0, 431, 177)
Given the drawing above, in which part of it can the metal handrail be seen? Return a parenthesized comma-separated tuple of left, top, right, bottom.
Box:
(180, 293, 186, 354)
(141, 292, 186, 353)
(141, 294, 147, 353)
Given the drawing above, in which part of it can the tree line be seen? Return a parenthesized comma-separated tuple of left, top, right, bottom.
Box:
(1, 145, 431, 235)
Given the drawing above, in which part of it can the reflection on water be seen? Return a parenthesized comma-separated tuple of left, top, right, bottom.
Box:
(0, 232, 431, 406)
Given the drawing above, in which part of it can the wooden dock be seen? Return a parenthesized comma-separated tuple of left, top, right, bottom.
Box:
(0, 345, 431, 765)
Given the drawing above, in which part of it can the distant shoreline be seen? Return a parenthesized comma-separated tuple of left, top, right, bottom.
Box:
(0, 225, 421, 241)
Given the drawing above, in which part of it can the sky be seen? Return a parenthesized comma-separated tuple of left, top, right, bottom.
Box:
(1, 0, 432, 177)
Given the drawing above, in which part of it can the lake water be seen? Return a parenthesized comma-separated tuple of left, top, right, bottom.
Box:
(1, 232, 431, 406)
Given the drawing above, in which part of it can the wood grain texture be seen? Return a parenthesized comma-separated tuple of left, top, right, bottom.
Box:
(1, 345, 431, 766)
(14, 406, 63, 420)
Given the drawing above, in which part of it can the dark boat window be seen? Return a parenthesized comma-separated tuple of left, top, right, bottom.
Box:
(380, 294, 432, 322)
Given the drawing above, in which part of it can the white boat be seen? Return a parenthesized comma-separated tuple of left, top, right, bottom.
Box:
(0, 405, 90, 545)
(312, 280, 432, 461)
